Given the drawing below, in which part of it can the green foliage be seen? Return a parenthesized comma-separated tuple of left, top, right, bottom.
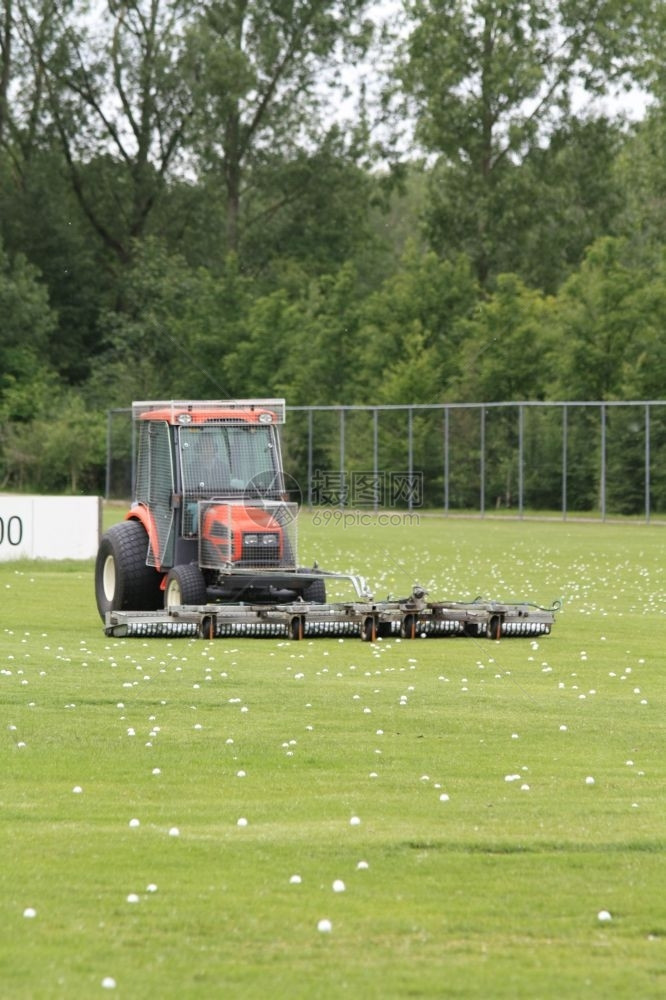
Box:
(89, 240, 251, 401)
(507, 117, 627, 293)
(35, 390, 107, 493)
(0, 240, 56, 389)
(1, 0, 666, 504)
(397, 0, 657, 285)
(185, 0, 374, 254)
(365, 165, 429, 282)
(552, 237, 652, 400)
(356, 245, 478, 397)
(271, 262, 365, 405)
(0, 148, 109, 382)
(43, 0, 196, 263)
(0, 381, 106, 493)
(613, 106, 666, 259)
(238, 138, 380, 282)
(452, 274, 556, 402)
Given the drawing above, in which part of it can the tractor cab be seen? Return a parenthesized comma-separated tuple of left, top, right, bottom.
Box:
(132, 401, 295, 573)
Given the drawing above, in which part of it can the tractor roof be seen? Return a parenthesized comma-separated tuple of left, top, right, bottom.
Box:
(132, 400, 286, 425)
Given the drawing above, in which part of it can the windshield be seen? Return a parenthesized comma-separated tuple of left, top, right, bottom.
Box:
(179, 424, 280, 497)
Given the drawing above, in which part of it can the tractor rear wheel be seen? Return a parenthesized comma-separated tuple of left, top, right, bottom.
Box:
(95, 520, 162, 618)
(164, 564, 208, 608)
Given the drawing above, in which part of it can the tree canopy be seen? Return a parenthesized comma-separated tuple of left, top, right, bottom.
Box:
(1, 0, 666, 511)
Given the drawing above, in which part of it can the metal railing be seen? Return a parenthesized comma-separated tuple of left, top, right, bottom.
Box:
(106, 400, 666, 521)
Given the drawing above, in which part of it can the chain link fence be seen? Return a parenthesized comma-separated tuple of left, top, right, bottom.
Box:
(106, 400, 666, 521)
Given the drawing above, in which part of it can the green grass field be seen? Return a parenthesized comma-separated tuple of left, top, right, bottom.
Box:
(2, 513, 665, 998)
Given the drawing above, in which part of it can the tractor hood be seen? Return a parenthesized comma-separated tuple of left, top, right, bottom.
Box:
(198, 499, 297, 570)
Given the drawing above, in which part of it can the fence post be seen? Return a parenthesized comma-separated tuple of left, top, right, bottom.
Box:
(407, 407, 414, 510)
(339, 408, 345, 506)
(600, 403, 606, 521)
(307, 409, 313, 507)
(130, 411, 136, 500)
(645, 403, 651, 523)
(562, 405, 568, 521)
(480, 406, 486, 517)
(105, 410, 113, 500)
(373, 408, 379, 512)
(443, 408, 449, 515)
(518, 404, 524, 518)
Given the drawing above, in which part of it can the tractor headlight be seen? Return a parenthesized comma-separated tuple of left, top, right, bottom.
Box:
(243, 533, 279, 546)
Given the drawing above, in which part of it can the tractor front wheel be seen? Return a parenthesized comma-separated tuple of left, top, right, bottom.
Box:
(95, 520, 162, 618)
(164, 564, 208, 608)
(300, 573, 326, 604)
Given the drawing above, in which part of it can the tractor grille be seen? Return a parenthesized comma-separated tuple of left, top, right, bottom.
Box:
(240, 538, 281, 566)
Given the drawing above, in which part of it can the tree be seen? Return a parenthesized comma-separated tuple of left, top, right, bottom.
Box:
(36, 389, 107, 493)
(252, 261, 365, 405)
(0, 236, 62, 489)
(1, 0, 60, 191)
(355, 243, 479, 399)
(0, 238, 56, 404)
(451, 273, 555, 402)
(613, 106, 666, 262)
(442, 273, 557, 508)
(396, 0, 660, 286)
(1, 380, 106, 492)
(0, 2, 113, 382)
(0, 0, 11, 146)
(35, 0, 197, 265)
(501, 116, 627, 293)
(615, 249, 666, 401)
(551, 236, 646, 400)
(88, 239, 251, 403)
(185, 0, 374, 259)
(234, 134, 380, 283)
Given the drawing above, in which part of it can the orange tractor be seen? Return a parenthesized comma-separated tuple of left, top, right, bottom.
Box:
(96, 399, 327, 617)
(97, 399, 559, 641)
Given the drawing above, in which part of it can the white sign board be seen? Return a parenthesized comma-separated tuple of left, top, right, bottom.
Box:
(0, 495, 101, 561)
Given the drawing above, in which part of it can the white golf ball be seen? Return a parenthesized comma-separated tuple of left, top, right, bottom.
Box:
(237, 817, 248, 827)
(23, 907, 37, 919)
(585, 776, 595, 785)
(349, 816, 361, 826)
(332, 879, 346, 893)
(598, 909, 612, 922)
(317, 918, 332, 933)
(168, 826, 180, 837)
(129, 818, 140, 828)
(101, 976, 117, 989)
